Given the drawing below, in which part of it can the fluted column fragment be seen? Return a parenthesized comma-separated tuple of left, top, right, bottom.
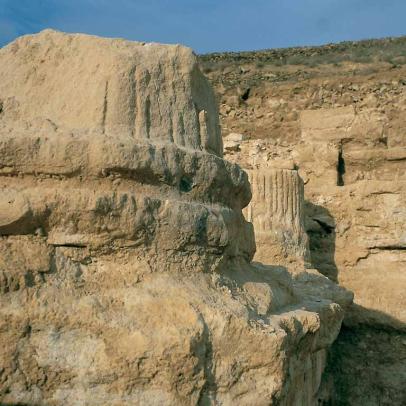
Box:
(244, 168, 309, 265)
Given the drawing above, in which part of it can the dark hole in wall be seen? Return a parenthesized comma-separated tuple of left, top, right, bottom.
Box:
(179, 176, 193, 193)
(378, 136, 388, 147)
(305, 201, 338, 282)
(145, 97, 151, 139)
(241, 88, 250, 101)
(337, 148, 346, 186)
(24, 271, 35, 288)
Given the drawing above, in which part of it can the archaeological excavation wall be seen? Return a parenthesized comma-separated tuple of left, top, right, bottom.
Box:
(205, 48, 406, 404)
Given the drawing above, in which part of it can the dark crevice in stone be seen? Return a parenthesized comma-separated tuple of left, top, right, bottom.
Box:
(337, 147, 346, 186)
(371, 245, 406, 251)
(241, 87, 250, 101)
(51, 243, 87, 248)
(179, 176, 193, 193)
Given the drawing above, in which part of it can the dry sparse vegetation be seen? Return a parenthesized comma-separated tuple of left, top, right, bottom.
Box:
(200, 36, 406, 69)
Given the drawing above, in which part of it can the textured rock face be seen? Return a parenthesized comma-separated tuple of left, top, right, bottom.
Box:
(0, 30, 247, 270)
(300, 106, 356, 141)
(0, 31, 350, 405)
(297, 107, 406, 328)
(0, 29, 222, 156)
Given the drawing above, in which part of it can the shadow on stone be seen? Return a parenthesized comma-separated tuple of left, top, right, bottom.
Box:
(304, 199, 406, 405)
(304, 201, 339, 282)
(323, 307, 406, 405)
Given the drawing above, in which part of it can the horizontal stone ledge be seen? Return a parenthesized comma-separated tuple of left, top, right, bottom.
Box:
(344, 147, 406, 164)
(0, 131, 251, 210)
(0, 186, 255, 262)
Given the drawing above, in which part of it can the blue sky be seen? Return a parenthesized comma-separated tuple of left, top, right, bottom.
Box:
(1, 0, 405, 53)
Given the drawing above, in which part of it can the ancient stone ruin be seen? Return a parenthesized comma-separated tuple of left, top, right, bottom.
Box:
(0, 30, 353, 405)
(244, 167, 309, 266)
(203, 43, 406, 404)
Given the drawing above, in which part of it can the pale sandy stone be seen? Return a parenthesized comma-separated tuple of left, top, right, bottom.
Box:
(0, 31, 350, 406)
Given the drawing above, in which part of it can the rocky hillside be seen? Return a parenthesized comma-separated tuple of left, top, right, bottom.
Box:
(200, 36, 406, 405)
(200, 36, 406, 144)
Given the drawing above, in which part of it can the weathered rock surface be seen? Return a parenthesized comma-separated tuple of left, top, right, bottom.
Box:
(203, 42, 406, 404)
(0, 31, 350, 405)
(0, 29, 222, 156)
(296, 107, 406, 329)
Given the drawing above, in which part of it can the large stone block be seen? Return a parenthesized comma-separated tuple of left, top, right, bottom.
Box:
(0, 29, 222, 156)
(300, 106, 355, 141)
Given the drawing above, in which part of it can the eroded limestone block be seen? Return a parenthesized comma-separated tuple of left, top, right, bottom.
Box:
(0, 189, 32, 234)
(0, 30, 253, 267)
(300, 106, 355, 141)
(0, 29, 222, 155)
